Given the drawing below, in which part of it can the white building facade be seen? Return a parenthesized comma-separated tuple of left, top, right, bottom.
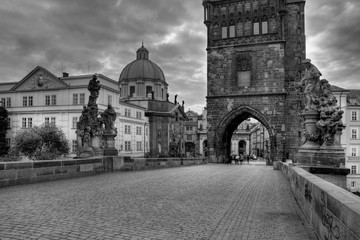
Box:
(0, 66, 149, 158)
(333, 87, 360, 193)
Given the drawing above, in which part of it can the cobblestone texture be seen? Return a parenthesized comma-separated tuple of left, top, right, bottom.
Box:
(0, 164, 317, 240)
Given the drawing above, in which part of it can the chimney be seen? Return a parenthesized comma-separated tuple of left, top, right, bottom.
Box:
(62, 72, 69, 77)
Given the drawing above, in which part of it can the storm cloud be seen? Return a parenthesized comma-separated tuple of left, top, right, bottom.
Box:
(0, 0, 359, 113)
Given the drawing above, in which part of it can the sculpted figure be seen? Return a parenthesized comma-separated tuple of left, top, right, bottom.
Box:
(174, 94, 178, 104)
(300, 59, 322, 111)
(101, 104, 117, 133)
(88, 74, 101, 105)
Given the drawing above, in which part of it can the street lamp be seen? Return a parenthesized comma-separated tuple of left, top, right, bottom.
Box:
(282, 133, 287, 162)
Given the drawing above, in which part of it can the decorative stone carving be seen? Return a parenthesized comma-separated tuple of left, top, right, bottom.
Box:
(100, 104, 117, 135)
(236, 52, 251, 71)
(87, 75, 101, 106)
(297, 59, 345, 166)
(76, 75, 119, 157)
(17, 71, 65, 91)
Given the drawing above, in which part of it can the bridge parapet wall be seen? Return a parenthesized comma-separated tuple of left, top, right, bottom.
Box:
(278, 162, 360, 240)
(0, 157, 206, 188)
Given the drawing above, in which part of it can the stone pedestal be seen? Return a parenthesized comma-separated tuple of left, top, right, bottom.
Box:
(296, 111, 346, 167)
(92, 136, 103, 156)
(103, 134, 118, 156)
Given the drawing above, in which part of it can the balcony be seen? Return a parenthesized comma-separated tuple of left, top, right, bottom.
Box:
(347, 156, 360, 161)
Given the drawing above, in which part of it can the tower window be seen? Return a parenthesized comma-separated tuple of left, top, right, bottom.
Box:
(229, 25, 235, 38)
(222, 26, 227, 39)
(262, 21, 268, 34)
(253, 22, 260, 35)
(146, 86, 153, 97)
(130, 86, 135, 97)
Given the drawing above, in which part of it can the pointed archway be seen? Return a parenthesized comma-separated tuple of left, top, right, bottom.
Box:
(215, 106, 276, 165)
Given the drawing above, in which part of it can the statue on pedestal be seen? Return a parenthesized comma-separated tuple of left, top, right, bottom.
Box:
(76, 75, 118, 157)
(297, 59, 345, 166)
(300, 59, 322, 111)
(101, 104, 117, 134)
(87, 74, 101, 106)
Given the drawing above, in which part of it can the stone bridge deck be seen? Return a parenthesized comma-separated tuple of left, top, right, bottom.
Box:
(0, 163, 317, 240)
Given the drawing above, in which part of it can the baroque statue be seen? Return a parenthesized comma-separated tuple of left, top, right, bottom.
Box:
(77, 75, 119, 157)
(300, 59, 322, 111)
(101, 104, 117, 134)
(298, 59, 344, 147)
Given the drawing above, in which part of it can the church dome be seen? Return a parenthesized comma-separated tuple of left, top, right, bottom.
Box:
(119, 44, 166, 83)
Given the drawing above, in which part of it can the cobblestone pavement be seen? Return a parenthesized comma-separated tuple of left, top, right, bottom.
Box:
(0, 164, 317, 240)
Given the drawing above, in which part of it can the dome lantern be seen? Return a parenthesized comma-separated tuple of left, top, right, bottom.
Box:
(136, 42, 149, 60)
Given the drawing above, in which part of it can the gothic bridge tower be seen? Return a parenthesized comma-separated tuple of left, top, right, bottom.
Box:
(203, 0, 306, 163)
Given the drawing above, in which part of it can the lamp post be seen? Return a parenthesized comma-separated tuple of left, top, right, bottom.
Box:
(282, 133, 287, 162)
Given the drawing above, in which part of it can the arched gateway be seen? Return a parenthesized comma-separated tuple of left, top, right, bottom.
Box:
(203, 0, 307, 164)
(217, 106, 275, 164)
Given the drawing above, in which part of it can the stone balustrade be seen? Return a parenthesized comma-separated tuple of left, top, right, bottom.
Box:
(277, 161, 360, 240)
(0, 157, 206, 188)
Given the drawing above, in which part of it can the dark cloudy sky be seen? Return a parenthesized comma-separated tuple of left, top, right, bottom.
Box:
(1, 0, 359, 113)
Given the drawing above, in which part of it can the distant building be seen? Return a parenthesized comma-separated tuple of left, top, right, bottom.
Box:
(333, 86, 360, 193)
(0, 44, 188, 158)
(118, 44, 188, 157)
(0, 66, 148, 158)
(184, 110, 200, 157)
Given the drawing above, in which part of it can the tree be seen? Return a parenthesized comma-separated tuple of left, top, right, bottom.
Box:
(0, 106, 9, 156)
(14, 124, 70, 160)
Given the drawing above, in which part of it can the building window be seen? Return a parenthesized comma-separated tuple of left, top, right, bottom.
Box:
(351, 128, 358, 139)
(125, 109, 131, 117)
(187, 134, 192, 141)
(6, 98, 11, 107)
(73, 94, 78, 105)
(0, 98, 5, 107)
(253, 22, 260, 35)
(21, 118, 32, 128)
(136, 112, 142, 119)
(136, 141, 142, 151)
(221, 26, 227, 39)
(130, 86, 135, 97)
(229, 25, 235, 38)
(45, 95, 51, 106)
(351, 181, 356, 188)
(45, 117, 50, 125)
(162, 89, 164, 99)
(351, 111, 358, 121)
(125, 125, 131, 134)
(108, 95, 112, 105)
(51, 117, 56, 126)
(51, 95, 56, 105)
(23, 96, 33, 107)
(72, 117, 78, 128)
(125, 141, 131, 151)
(351, 147, 357, 156)
(136, 126, 142, 135)
(351, 165, 357, 174)
(72, 140, 77, 154)
(79, 93, 85, 105)
(28, 96, 33, 106)
(261, 21, 268, 34)
(22, 118, 26, 128)
(23, 96, 28, 106)
(146, 86, 153, 97)
(28, 118, 32, 128)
